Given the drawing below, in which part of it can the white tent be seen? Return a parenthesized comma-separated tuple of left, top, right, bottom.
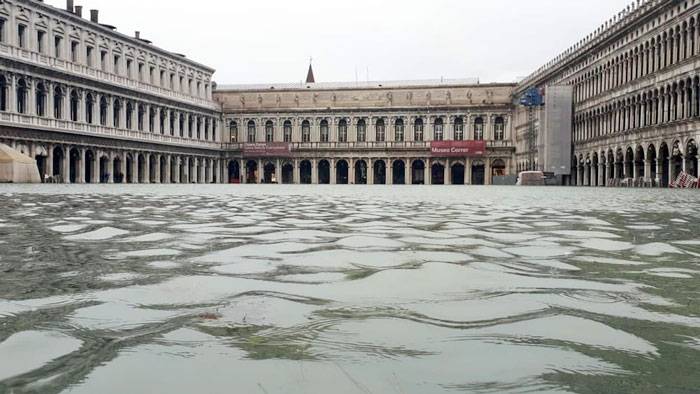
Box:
(0, 143, 41, 183)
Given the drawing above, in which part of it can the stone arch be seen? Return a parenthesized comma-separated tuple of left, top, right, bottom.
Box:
(392, 159, 406, 185)
(354, 160, 368, 185)
(336, 160, 349, 185)
(373, 160, 386, 184)
(411, 159, 425, 185)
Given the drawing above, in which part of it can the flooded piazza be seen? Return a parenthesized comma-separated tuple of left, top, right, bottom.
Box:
(0, 185, 699, 394)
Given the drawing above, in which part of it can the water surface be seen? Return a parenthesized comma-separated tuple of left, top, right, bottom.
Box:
(1, 185, 699, 393)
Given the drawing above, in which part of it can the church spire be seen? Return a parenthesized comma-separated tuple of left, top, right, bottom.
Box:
(306, 58, 315, 84)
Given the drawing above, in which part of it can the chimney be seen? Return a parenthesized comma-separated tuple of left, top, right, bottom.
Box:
(135, 31, 140, 39)
(66, 0, 74, 12)
(74, 5, 83, 18)
(90, 9, 99, 23)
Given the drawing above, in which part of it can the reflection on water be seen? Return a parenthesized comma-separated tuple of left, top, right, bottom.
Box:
(1, 185, 699, 393)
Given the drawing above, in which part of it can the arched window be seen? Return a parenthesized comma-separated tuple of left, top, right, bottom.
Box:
(160, 109, 167, 134)
(247, 120, 256, 142)
(149, 107, 156, 132)
(16, 78, 27, 114)
(70, 90, 80, 122)
(137, 104, 145, 131)
(196, 117, 202, 139)
(375, 119, 385, 142)
(302, 120, 311, 143)
(212, 119, 217, 141)
(357, 119, 367, 142)
(474, 117, 484, 140)
(395, 119, 404, 142)
(0, 76, 7, 112)
(85, 93, 94, 124)
(53, 86, 63, 119)
(283, 120, 292, 142)
(204, 118, 210, 140)
(113, 99, 121, 128)
(494, 117, 505, 141)
(454, 117, 464, 141)
(433, 118, 444, 141)
(414, 118, 424, 141)
(170, 111, 176, 135)
(99, 97, 108, 126)
(338, 119, 348, 143)
(35, 83, 47, 117)
(229, 121, 238, 142)
(126, 102, 133, 129)
(265, 120, 274, 142)
(320, 120, 329, 142)
(188, 115, 194, 138)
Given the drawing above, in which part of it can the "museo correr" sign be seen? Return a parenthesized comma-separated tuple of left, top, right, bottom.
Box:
(242, 143, 293, 158)
(430, 141, 486, 157)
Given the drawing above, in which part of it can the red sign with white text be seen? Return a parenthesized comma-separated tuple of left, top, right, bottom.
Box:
(243, 143, 293, 158)
(430, 141, 486, 157)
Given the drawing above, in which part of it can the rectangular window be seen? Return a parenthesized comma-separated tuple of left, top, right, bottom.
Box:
(100, 50, 107, 71)
(126, 59, 133, 78)
(54, 36, 63, 58)
(113, 55, 120, 74)
(0, 19, 5, 43)
(86, 46, 94, 67)
(179, 76, 184, 91)
(160, 70, 166, 87)
(150, 66, 155, 84)
(17, 24, 26, 48)
(36, 30, 45, 54)
(170, 73, 175, 89)
(188, 79, 193, 94)
(138, 63, 144, 81)
(71, 41, 79, 62)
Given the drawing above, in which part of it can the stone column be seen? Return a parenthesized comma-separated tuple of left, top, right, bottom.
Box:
(406, 159, 413, 185)
(425, 159, 432, 185)
(599, 163, 606, 186)
(90, 153, 99, 184)
(349, 159, 355, 184)
(312, 159, 318, 184)
(121, 152, 127, 182)
(133, 153, 140, 184)
(164, 156, 171, 184)
(368, 159, 375, 185)
(241, 159, 247, 184)
(258, 159, 264, 184)
(200, 159, 206, 183)
(485, 160, 492, 185)
(77, 148, 86, 184)
(62, 146, 70, 183)
(387, 159, 393, 185)
(329, 159, 336, 184)
(275, 159, 282, 184)
(465, 158, 472, 185)
(107, 154, 114, 184)
(584, 164, 590, 186)
(293, 159, 300, 184)
(444, 159, 451, 185)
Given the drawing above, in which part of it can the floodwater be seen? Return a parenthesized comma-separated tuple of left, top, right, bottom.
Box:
(0, 185, 699, 394)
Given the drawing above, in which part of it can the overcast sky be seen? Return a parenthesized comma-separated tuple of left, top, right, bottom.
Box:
(49, 0, 632, 85)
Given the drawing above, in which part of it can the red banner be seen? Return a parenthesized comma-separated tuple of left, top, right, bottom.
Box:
(430, 141, 486, 157)
(243, 143, 293, 158)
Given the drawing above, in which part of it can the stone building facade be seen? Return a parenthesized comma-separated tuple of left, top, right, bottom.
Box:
(0, 0, 224, 184)
(2, 0, 698, 187)
(515, 0, 700, 187)
(215, 81, 516, 185)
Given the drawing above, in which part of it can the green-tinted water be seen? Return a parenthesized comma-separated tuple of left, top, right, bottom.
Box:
(0, 185, 699, 393)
